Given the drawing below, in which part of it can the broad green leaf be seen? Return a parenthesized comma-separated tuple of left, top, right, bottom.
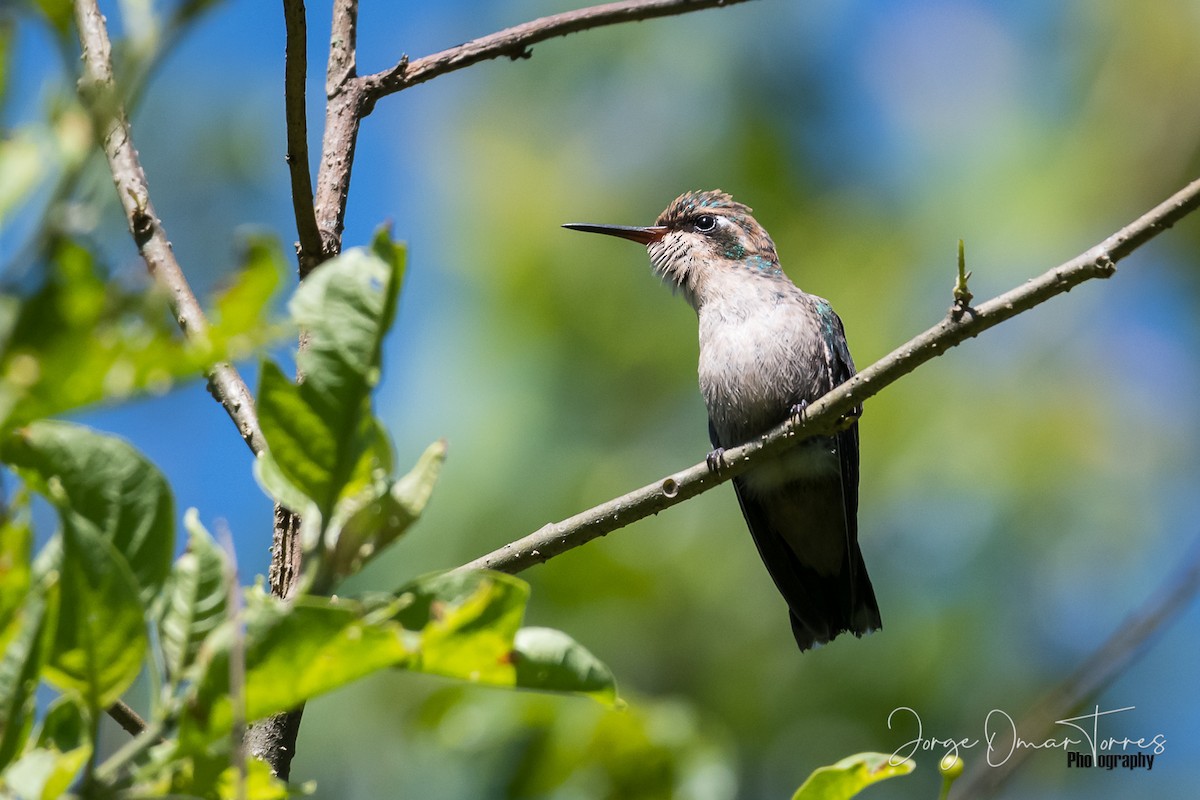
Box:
(46, 524, 147, 712)
(391, 571, 617, 702)
(395, 570, 528, 685)
(158, 511, 229, 685)
(254, 360, 378, 524)
(791, 752, 915, 800)
(178, 591, 409, 749)
(513, 627, 618, 706)
(290, 228, 404, 393)
(1, 420, 173, 605)
(325, 438, 447, 586)
(0, 568, 45, 771)
(255, 230, 405, 526)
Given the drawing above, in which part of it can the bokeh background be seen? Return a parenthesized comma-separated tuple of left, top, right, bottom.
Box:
(5, 1, 1200, 798)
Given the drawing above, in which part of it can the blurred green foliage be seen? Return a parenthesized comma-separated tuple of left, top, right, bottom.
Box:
(0, 247, 620, 797)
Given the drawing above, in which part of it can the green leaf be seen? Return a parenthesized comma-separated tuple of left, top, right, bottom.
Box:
(158, 511, 229, 685)
(2, 745, 92, 800)
(791, 752, 915, 800)
(136, 743, 295, 800)
(255, 230, 405, 526)
(0, 560, 45, 771)
(253, 360, 380, 525)
(34, 694, 88, 753)
(213, 755, 293, 800)
(6, 702, 92, 800)
(46, 524, 147, 712)
(206, 234, 288, 362)
(1, 420, 174, 605)
(513, 627, 619, 706)
(395, 571, 528, 685)
(325, 438, 447, 587)
(178, 591, 409, 749)
(389, 571, 618, 703)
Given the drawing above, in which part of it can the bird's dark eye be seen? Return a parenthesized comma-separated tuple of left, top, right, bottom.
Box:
(694, 214, 717, 233)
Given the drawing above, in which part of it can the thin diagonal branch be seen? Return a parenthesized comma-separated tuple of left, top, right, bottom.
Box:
(362, 0, 757, 101)
(952, 536, 1200, 799)
(73, 0, 265, 455)
(360, 0, 748, 102)
(282, 0, 322, 274)
(457, 177, 1200, 575)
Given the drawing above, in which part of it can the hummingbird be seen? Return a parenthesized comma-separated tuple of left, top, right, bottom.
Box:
(564, 190, 881, 651)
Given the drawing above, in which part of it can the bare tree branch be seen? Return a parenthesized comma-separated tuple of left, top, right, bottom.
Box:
(282, 0, 322, 274)
(106, 699, 148, 738)
(244, 0, 369, 778)
(306, 0, 367, 273)
(363, 0, 757, 100)
(306, 0, 756, 268)
(457, 177, 1200, 576)
(953, 536, 1200, 798)
(73, 0, 266, 455)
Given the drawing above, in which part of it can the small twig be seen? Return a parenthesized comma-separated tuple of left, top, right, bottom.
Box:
(93, 717, 166, 784)
(105, 699, 147, 737)
(73, 0, 265, 455)
(950, 238, 973, 321)
(456, 177, 1200, 575)
(282, 0, 322, 275)
(952, 537, 1200, 798)
(362, 0, 757, 100)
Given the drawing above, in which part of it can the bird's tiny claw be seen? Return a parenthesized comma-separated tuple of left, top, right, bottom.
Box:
(789, 400, 810, 422)
(706, 447, 727, 473)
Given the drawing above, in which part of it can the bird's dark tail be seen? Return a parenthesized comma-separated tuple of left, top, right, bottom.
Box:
(785, 541, 880, 650)
(731, 467, 881, 652)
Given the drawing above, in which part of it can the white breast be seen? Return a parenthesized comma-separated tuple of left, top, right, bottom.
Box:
(696, 276, 827, 450)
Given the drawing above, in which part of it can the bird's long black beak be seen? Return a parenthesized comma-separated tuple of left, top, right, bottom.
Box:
(562, 223, 669, 245)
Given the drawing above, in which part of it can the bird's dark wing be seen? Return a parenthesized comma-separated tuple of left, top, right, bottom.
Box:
(708, 305, 881, 651)
(823, 308, 880, 635)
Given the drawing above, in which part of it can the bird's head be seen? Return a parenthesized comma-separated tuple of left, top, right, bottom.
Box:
(564, 190, 781, 309)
